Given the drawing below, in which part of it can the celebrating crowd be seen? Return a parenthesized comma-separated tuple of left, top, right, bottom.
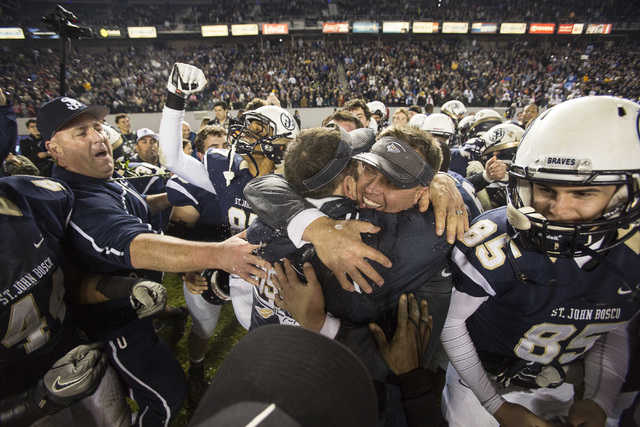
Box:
(1, 38, 639, 119)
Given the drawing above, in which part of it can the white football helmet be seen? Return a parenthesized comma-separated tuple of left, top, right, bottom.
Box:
(441, 100, 467, 121)
(367, 101, 389, 122)
(421, 113, 457, 147)
(507, 96, 640, 257)
(101, 123, 123, 149)
(477, 123, 524, 164)
(229, 105, 299, 164)
(468, 109, 503, 138)
(408, 113, 428, 129)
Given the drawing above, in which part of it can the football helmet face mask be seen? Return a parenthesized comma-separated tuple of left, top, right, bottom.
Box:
(441, 100, 467, 122)
(228, 105, 299, 164)
(507, 96, 640, 257)
(478, 123, 524, 164)
(421, 113, 457, 147)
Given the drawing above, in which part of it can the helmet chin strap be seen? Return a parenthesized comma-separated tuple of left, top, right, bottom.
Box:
(223, 144, 237, 186)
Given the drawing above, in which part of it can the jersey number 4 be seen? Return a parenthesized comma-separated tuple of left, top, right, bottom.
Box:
(2, 268, 65, 354)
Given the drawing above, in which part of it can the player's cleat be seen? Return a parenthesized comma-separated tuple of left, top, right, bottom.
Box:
(187, 362, 209, 404)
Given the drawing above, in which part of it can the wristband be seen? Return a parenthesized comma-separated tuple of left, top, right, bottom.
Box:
(166, 91, 186, 111)
(95, 276, 139, 300)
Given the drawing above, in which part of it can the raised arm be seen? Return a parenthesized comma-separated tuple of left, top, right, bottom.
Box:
(158, 63, 216, 194)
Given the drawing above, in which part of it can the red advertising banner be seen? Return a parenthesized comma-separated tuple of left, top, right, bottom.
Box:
(323, 22, 349, 33)
(529, 23, 556, 34)
(262, 23, 289, 35)
(558, 23, 583, 34)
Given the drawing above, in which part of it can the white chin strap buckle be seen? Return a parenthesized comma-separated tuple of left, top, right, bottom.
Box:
(223, 170, 235, 186)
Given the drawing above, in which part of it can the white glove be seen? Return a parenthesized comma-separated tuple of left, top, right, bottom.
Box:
(130, 279, 167, 318)
(167, 63, 206, 98)
(466, 160, 485, 177)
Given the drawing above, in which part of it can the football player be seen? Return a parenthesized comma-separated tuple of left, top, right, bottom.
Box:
(159, 63, 301, 329)
(441, 96, 640, 426)
(465, 122, 523, 210)
(441, 100, 467, 125)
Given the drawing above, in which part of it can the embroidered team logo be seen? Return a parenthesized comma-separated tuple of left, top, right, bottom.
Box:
(385, 142, 403, 154)
(280, 112, 296, 131)
(489, 128, 505, 142)
(60, 97, 84, 111)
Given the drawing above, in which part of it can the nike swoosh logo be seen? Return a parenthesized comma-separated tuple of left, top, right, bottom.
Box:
(52, 369, 94, 392)
(34, 237, 44, 248)
(441, 269, 452, 278)
(618, 287, 633, 295)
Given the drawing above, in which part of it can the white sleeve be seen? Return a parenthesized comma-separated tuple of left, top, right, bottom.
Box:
(286, 209, 327, 248)
(441, 288, 505, 414)
(583, 320, 632, 416)
(318, 312, 341, 339)
(159, 107, 216, 194)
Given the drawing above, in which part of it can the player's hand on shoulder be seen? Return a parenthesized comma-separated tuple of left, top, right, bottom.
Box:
(167, 63, 207, 98)
(303, 217, 392, 294)
(564, 399, 606, 427)
(130, 279, 167, 318)
(218, 231, 269, 286)
(39, 342, 108, 409)
(272, 259, 326, 332)
(420, 173, 468, 244)
(493, 401, 556, 427)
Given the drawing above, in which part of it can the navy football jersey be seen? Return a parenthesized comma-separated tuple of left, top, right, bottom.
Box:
(0, 176, 79, 397)
(449, 147, 471, 177)
(166, 174, 228, 241)
(248, 196, 451, 329)
(448, 170, 484, 221)
(204, 149, 257, 234)
(451, 207, 640, 373)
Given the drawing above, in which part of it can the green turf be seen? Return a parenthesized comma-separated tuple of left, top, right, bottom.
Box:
(156, 273, 247, 426)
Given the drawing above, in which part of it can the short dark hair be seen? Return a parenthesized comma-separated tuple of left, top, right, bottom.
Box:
(377, 125, 442, 174)
(26, 119, 36, 128)
(182, 139, 192, 149)
(284, 127, 357, 198)
(343, 99, 372, 121)
(115, 113, 129, 124)
(408, 106, 423, 114)
(195, 125, 227, 154)
(321, 110, 363, 129)
(213, 100, 228, 110)
(425, 104, 434, 114)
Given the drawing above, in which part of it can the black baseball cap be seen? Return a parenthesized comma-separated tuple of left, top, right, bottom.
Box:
(353, 136, 436, 188)
(37, 97, 110, 142)
(189, 325, 378, 427)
